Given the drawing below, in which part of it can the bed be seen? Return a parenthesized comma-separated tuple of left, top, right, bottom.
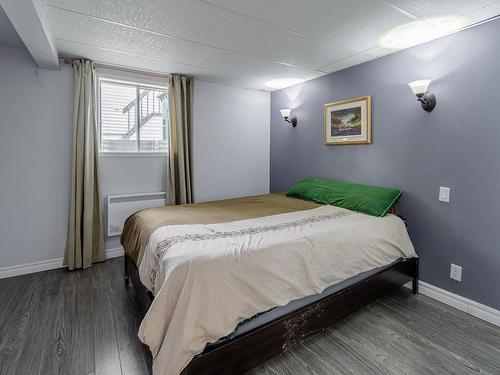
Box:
(122, 191, 418, 375)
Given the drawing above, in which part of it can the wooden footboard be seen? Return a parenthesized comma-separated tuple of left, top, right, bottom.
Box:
(125, 256, 419, 375)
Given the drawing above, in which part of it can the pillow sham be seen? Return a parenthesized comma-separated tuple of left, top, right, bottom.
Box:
(287, 177, 401, 217)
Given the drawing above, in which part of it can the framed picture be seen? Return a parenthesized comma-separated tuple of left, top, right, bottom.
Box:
(324, 96, 371, 145)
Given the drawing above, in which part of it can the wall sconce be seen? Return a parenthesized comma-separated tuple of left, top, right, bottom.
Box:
(280, 108, 297, 127)
(408, 79, 436, 112)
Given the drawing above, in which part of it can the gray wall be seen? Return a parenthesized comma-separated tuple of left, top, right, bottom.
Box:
(0, 48, 270, 269)
(270, 19, 500, 310)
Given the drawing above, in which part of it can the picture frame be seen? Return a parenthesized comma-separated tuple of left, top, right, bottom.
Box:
(324, 96, 371, 145)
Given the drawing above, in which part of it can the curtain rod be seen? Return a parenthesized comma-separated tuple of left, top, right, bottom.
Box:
(62, 57, 169, 80)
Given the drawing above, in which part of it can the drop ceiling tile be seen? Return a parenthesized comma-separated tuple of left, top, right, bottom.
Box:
(194, 71, 270, 91)
(197, 49, 322, 81)
(47, 0, 252, 53)
(46, 0, 92, 14)
(200, 0, 279, 18)
(386, 0, 499, 19)
(320, 5, 416, 52)
(97, 0, 251, 49)
(319, 54, 375, 73)
(462, 2, 500, 24)
(57, 38, 267, 90)
(55, 38, 199, 75)
(47, 0, 360, 69)
(362, 45, 399, 58)
(45, 0, 500, 92)
(224, 19, 359, 69)
(256, 0, 388, 38)
(48, 7, 213, 66)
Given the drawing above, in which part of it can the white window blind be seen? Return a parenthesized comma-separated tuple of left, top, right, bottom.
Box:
(99, 79, 169, 153)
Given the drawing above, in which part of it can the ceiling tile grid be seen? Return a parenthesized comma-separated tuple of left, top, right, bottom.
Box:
(43, 0, 500, 91)
(197, 49, 322, 81)
(201, 0, 280, 19)
(319, 54, 376, 74)
(464, 1, 500, 24)
(48, 6, 214, 67)
(385, 0, 499, 19)
(48, 0, 253, 53)
(217, 19, 361, 70)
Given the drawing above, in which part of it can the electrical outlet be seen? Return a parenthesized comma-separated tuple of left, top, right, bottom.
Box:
(450, 264, 462, 282)
(439, 187, 451, 203)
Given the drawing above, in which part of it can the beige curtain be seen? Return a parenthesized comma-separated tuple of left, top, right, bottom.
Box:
(166, 75, 193, 205)
(64, 59, 105, 270)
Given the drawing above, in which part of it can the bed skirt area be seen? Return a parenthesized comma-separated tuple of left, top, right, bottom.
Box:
(125, 255, 419, 375)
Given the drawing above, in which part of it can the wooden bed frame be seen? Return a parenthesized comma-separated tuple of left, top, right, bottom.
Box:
(125, 254, 418, 375)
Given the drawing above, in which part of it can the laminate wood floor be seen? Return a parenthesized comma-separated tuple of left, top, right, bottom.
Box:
(0, 257, 499, 375)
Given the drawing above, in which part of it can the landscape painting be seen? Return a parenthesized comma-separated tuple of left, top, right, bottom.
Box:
(330, 107, 362, 136)
(324, 96, 371, 145)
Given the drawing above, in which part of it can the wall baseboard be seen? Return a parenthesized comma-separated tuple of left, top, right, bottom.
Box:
(106, 247, 125, 259)
(0, 247, 125, 279)
(406, 281, 500, 327)
(0, 258, 64, 280)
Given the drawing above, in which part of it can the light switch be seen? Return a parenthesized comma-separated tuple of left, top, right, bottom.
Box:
(439, 187, 450, 203)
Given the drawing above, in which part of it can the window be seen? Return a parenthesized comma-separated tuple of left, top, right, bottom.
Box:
(98, 78, 169, 153)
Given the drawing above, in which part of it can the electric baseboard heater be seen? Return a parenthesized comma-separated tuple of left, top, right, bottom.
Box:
(107, 192, 166, 236)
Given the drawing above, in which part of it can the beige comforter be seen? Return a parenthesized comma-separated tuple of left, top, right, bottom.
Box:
(136, 205, 416, 375)
(121, 193, 321, 265)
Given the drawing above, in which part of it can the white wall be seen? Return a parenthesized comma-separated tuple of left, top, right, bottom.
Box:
(0, 46, 73, 268)
(192, 80, 270, 202)
(0, 50, 271, 271)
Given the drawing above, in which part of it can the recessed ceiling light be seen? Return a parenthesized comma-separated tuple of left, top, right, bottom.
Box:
(265, 78, 304, 89)
(380, 16, 466, 49)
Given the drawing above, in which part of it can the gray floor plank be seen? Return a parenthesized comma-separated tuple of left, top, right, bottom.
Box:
(92, 262, 123, 375)
(0, 274, 27, 326)
(106, 260, 150, 375)
(362, 304, 488, 374)
(0, 273, 40, 375)
(0, 273, 34, 365)
(1, 257, 500, 375)
(40, 269, 78, 375)
(376, 294, 500, 373)
(69, 268, 98, 375)
(15, 269, 65, 375)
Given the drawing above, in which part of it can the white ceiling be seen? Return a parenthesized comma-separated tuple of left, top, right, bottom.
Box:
(24, 1, 500, 90)
(0, 5, 25, 49)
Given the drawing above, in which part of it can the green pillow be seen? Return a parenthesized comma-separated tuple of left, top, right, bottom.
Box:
(287, 177, 401, 217)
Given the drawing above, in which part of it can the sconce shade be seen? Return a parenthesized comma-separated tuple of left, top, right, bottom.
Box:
(279, 108, 297, 127)
(408, 79, 436, 112)
(408, 79, 431, 96)
(280, 108, 292, 118)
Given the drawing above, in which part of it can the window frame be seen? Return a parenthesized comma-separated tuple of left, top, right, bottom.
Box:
(96, 73, 169, 157)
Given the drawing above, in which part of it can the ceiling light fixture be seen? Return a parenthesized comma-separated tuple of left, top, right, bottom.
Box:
(380, 16, 465, 50)
(265, 78, 304, 90)
(408, 79, 436, 112)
